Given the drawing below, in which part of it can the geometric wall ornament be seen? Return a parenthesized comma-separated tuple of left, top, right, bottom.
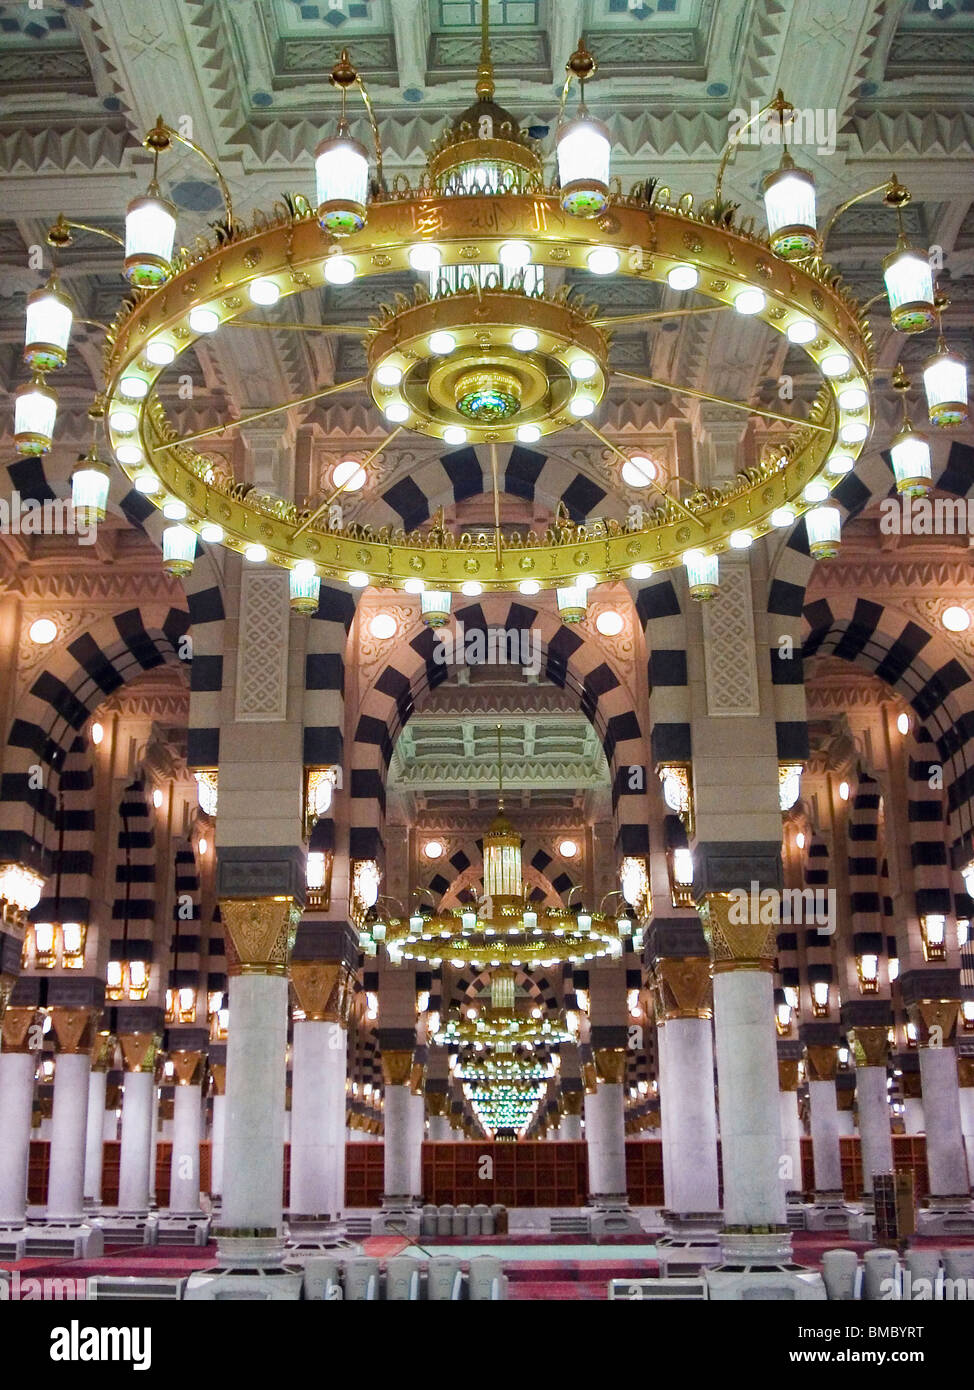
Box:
(235, 567, 290, 721)
(701, 555, 760, 716)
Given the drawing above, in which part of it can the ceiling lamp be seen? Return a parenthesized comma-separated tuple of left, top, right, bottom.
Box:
(557, 585, 588, 623)
(314, 51, 373, 236)
(24, 279, 73, 372)
(162, 524, 197, 577)
(883, 239, 935, 335)
(889, 362, 932, 497)
(289, 561, 321, 615)
(124, 183, 177, 289)
(941, 606, 971, 633)
(923, 297, 968, 428)
(421, 591, 452, 628)
(0, 862, 45, 917)
(14, 377, 57, 455)
(684, 550, 719, 601)
(556, 41, 610, 219)
(805, 505, 842, 560)
(761, 110, 819, 259)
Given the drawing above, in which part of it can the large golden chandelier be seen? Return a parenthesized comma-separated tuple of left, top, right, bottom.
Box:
(13, 12, 968, 625)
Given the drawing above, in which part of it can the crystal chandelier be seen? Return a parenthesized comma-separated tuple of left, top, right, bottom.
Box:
(13, 14, 968, 608)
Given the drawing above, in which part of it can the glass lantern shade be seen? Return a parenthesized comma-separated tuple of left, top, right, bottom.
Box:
(762, 162, 818, 260)
(14, 378, 57, 455)
(483, 812, 522, 901)
(882, 246, 935, 333)
(421, 590, 452, 628)
(684, 550, 719, 600)
(195, 770, 218, 817)
(71, 458, 111, 524)
(923, 344, 968, 428)
(0, 862, 44, 913)
(890, 425, 933, 496)
(556, 114, 611, 218)
(24, 283, 73, 371)
(315, 130, 370, 236)
(556, 585, 587, 623)
(124, 192, 177, 287)
(162, 524, 197, 576)
(805, 504, 841, 559)
(289, 562, 321, 614)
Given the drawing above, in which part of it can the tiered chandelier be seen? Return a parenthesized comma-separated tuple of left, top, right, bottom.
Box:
(13, 10, 968, 626)
(371, 727, 621, 967)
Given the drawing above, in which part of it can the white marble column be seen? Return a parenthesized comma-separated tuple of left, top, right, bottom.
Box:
(807, 1076, 843, 1193)
(777, 1066, 803, 1196)
(383, 1079, 414, 1199)
(428, 1114, 451, 1140)
(84, 1068, 108, 1207)
(219, 972, 289, 1239)
(856, 1066, 894, 1195)
(0, 1041, 35, 1227)
(711, 968, 786, 1230)
(169, 1081, 204, 1216)
(657, 1011, 720, 1215)
(290, 1019, 346, 1219)
(918, 1045, 970, 1196)
(958, 1070, 974, 1187)
(586, 1051, 628, 1199)
(210, 1071, 227, 1202)
(118, 1068, 155, 1216)
(408, 1090, 425, 1197)
(46, 1051, 91, 1222)
(903, 1096, 925, 1133)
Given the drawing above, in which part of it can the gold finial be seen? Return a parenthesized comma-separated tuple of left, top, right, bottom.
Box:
(144, 116, 172, 154)
(567, 37, 597, 83)
(331, 49, 359, 88)
(891, 361, 911, 393)
(476, 1, 494, 99)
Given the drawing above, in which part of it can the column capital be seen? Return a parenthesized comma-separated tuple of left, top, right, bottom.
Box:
(777, 1059, 800, 1091)
(220, 896, 301, 977)
(425, 1090, 449, 1118)
(169, 1051, 205, 1086)
(209, 1063, 227, 1095)
(847, 1025, 890, 1068)
(594, 1047, 627, 1085)
(380, 1049, 413, 1087)
(0, 1005, 36, 1053)
(0, 970, 15, 1019)
(697, 891, 776, 972)
(90, 1030, 116, 1072)
(906, 998, 961, 1046)
(118, 1033, 161, 1074)
(957, 1056, 974, 1088)
(290, 959, 356, 1024)
(561, 1089, 584, 1116)
(652, 955, 712, 1021)
(803, 1044, 839, 1082)
(49, 1006, 99, 1055)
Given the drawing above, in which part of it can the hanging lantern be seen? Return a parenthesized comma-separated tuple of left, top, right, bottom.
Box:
(883, 242, 935, 333)
(805, 504, 841, 559)
(14, 376, 57, 455)
(556, 113, 611, 219)
(315, 123, 370, 236)
(556, 585, 587, 623)
(483, 812, 522, 901)
(71, 451, 112, 525)
(421, 591, 452, 628)
(289, 561, 321, 614)
(923, 340, 968, 427)
(24, 280, 73, 371)
(762, 153, 818, 260)
(0, 862, 44, 914)
(684, 550, 719, 601)
(162, 524, 197, 576)
(124, 188, 177, 287)
(889, 422, 932, 496)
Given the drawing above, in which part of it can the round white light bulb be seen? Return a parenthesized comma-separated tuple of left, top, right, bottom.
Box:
(188, 307, 219, 334)
(734, 287, 766, 315)
(245, 543, 267, 563)
(667, 264, 698, 291)
(786, 319, 817, 345)
(516, 423, 542, 443)
(512, 329, 539, 352)
(145, 340, 176, 366)
(375, 362, 403, 387)
(323, 255, 355, 285)
(429, 331, 456, 355)
(249, 278, 280, 306)
(587, 247, 620, 276)
(409, 243, 441, 273)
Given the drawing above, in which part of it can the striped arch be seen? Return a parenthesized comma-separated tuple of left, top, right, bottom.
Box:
(31, 733, 94, 926)
(452, 967, 561, 1015)
(422, 835, 580, 910)
(169, 839, 203, 1003)
(802, 594, 974, 863)
(357, 441, 636, 537)
(112, 778, 156, 965)
(351, 593, 649, 869)
(0, 604, 190, 868)
(803, 830, 834, 1007)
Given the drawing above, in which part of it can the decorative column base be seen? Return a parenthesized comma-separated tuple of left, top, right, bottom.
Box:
(705, 1228, 826, 1300)
(584, 1197, 645, 1237)
(372, 1196, 422, 1236)
(915, 1196, 974, 1236)
(286, 1218, 359, 1253)
(656, 1211, 724, 1275)
(184, 1232, 304, 1300)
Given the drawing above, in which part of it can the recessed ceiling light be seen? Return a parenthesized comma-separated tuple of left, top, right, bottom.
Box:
(559, 839, 579, 859)
(595, 610, 624, 636)
(369, 613, 397, 640)
(897, 712, 911, 735)
(424, 840, 444, 860)
(333, 459, 367, 491)
(28, 618, 57, 645)
(622, 454, 657, 488)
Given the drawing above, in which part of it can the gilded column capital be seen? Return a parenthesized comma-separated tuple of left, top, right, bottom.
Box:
(381, 1049, 413, 1087)
(209, 1063, 227, 1096)
(906, 998, 960, 1046)
(0, 971, 15, 1018)
(49, 1006, 98, 1056)
(594, 1047, 627, 1085)
(170, 1051, 204, 1086)
(220, 896, 301, 977)
(652, 956, 713, 1021)
(425, 1092, 449, 1118)
(290, 959, 355, 1024)
(561, 1090, 584, 1117)
(804, 1044, 839, 1082)
(581, 1059, 598, 1094)
(91, 1031, 116, 1072)
(848, 1025, 890, 1069)
(696, 890, 776, 972)
(409, 1059, 426, 1095)
(0, 1005, 37, 1053)
(901, 1070, 923, 1099)
(777, 1059, 800, 1092)
(118, 1032, 160, 1074)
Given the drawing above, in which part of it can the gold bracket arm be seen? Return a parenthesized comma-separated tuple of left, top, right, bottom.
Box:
(490, 441, 503, 570)
(713, 91, 790, 205)
(355, 76, 384, 189)
(146, 120, 235, 237)
(591, 305, 732, 329)
(47, 216, 124, 248)
(612, 369, 831, 433)
(579, 419, 706, 532)
(157, 376, 366, 452)
(820, 177, 906, 250)
(226, 319, 371, 335)
(291, 424, 402, 539)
